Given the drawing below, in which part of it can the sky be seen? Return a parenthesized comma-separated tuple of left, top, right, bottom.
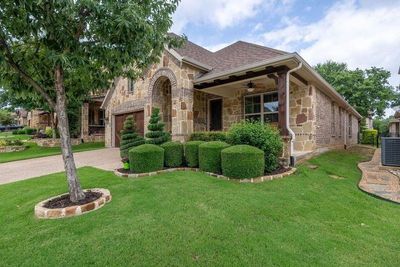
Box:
(171, 0, 400, 116)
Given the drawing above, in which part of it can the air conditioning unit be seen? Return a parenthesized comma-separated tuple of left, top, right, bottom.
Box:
(381, 137, 400, 166)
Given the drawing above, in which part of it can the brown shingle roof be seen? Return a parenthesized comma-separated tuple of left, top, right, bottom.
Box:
(170, 34, 288, 78)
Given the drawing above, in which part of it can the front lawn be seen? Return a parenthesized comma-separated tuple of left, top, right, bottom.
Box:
(0, 131, 32, 141)
(0, 142, 105, 163)
(0, 149, 399, 266)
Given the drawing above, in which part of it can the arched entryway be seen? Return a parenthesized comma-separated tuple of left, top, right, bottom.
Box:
(151, 77, 172, 132)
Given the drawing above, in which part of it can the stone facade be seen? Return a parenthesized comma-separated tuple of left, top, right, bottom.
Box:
(34, 138, 81, 147)
(103, 50, 360, 156)
(27, 109, 51, 130)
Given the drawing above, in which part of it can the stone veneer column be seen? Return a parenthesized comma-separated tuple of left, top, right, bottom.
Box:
(171, 88, 194, 142)
(81, 102, 89, 140)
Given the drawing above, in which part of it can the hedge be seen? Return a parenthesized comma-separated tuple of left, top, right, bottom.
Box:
(199, 141, 230, 173)
(221, 145, 265, 179)
(160, 141, 183, 167)
(184, 141, 205, 167)
(361, 129, 378, 145)
(129, 144, 164, 173)
(189, 131, 227, 142)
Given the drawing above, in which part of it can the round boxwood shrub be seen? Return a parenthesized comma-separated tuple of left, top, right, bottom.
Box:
(198, 141, 230, 174)
(129, 144, 164, 173)
(221, 145, 265, 179)
(160, 141, 183, 167)
(227, 121, 283, 173)
(184, 141, 205, 167)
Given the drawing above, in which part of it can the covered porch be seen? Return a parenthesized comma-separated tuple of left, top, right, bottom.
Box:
(81, 95, 106, 142)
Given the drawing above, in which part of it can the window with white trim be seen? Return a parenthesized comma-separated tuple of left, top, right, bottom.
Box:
(331, 102, 335, 137)
(338, 107, 342, 137)
(128, 79, 135, 93)
(244, 92, 279, 123)
(348, 114, 352, 138)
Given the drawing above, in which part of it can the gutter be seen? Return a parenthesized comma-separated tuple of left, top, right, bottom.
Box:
(287, 61, 303, 163)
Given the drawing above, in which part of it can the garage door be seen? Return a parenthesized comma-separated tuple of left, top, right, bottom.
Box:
(114, 110, 144, 147)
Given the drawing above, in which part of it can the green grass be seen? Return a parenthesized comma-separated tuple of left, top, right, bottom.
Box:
(0, 148, 399, 266)
(0, 142, 105, 163)
(0, 131, 32, 141)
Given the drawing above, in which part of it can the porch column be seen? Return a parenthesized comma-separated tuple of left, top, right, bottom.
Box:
(81, 102, 89, 140)
(277, 70, 289, 136)
(171, 88, 194, 142)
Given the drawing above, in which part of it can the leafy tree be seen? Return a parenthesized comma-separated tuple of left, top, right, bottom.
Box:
(120, 115, 145, 160)
(0, 1, 181, 202)
(373, 117, 392, 136)
(315, 60, 399, 117)
(145, 108, 171, 145)
(0, 109, 13, 125)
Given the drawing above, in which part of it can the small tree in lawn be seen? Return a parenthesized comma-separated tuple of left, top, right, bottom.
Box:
(0, 1, 182, 202)
(120, 115, 145, 160)
(146, 108, 171, 145)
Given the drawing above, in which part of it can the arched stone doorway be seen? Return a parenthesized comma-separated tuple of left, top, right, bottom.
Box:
(151, 77, 172, 132)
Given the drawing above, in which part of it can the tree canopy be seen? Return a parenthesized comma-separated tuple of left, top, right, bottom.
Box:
(315, 60, 399, 117)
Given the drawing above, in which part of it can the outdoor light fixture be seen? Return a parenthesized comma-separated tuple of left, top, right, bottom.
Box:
(247, 81, 255, 92)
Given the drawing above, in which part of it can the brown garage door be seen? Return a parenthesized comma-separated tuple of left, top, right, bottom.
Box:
(115, 110, 144, 147)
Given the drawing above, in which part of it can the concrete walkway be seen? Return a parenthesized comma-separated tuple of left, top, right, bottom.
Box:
(0, 148, 120, 185)
(358, 149, 400, 203)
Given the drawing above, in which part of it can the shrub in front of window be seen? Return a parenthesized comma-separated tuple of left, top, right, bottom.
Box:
(361, 129, 378, 145)
(120, 115, 145, 159)
(160, 141, 183, 167)
(227, 121, 283, 173)
(221, 145, 265, 179)
(199, 141, 230, 173)
(145, 108, 171, 145)
(189, 131, 227, 142)
(23, 127, 36, 135)
(184, 141, 205, 167)
(129, 144, 164, 173)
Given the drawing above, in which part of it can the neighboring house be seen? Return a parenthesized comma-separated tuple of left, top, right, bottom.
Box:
(389, 110, 400, 137)
(15, 109, 28, 126)
(365, 113, 374, 130)
(99, 35, 361, 162)
(81, 94, 106, 142)
(27, 109, 52, 130)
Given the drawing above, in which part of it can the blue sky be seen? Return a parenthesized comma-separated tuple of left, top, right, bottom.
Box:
(172, 0, 400, 115)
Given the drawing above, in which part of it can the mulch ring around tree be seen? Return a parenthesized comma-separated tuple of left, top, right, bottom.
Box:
(35, 188, 111, 219)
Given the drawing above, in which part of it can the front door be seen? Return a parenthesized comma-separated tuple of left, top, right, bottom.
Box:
(114, 111, 144, 147)
(209, 99, 222, 131)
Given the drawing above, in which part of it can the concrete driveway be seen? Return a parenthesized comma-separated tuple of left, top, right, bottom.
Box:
(0, 148, 120, 185)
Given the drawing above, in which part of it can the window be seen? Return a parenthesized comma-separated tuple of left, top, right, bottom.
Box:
(348, 114, 352, 138)
(99, 110, 105, 126)
(338, 107, 342, 137)
(128, 79, 135, 93)
(244, 92, 278, 123)
(331, 102, 335, 136)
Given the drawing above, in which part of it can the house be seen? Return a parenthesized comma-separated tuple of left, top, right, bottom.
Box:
(27, 109, 52, 130)
(80, 94, 106, 142)
(15, 109, 28, 126)
(99, 36, 361, 163)
(388, 110, 400, 137)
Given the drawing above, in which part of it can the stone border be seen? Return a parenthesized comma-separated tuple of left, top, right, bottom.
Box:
(114, 167, 296, 184)
(34, 188, 112, 219)
(0, 145, 25, 153)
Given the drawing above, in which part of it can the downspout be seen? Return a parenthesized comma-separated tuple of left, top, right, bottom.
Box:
(286, 61, 302, 165)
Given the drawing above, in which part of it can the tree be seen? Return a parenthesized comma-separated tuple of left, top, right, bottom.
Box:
(315, 60, 399, 117)
(0, 109, 13, 125)
(145, 108, 171, 145)
(373, 117, 392, 136)
(0, 1, 181, 202)
(120, 115, 145, 159)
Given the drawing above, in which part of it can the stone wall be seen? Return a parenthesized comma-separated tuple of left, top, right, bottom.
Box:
(0, 146, 25, 153)
(34, 138, 81, 147)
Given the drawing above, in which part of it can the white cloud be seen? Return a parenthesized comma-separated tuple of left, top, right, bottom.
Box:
(260, 0, 400, 87)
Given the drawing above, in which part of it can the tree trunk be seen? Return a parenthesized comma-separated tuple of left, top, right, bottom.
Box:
(54, 65, 85, 202)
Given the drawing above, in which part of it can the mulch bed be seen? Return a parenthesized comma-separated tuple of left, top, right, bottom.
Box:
(117, 168, 132, 174)
(43, 191, 102, 209)
(265, 166, 291, 175)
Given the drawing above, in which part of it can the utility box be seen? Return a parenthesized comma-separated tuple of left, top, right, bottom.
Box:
(381, 137, 400, 166)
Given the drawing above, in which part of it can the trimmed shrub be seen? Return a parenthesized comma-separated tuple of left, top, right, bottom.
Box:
(160, 141, 183, 167)
(145, 108, 171, 145)
(120, 115, 145, 159)
(199, 141, 230, 173)
(184, 141, 205, 167)
(17, 129, 26, 134)
(129, 144, 164, 173)
(227, 121, 283, 173)
(12, 130, 19, 135)
(221, 145, 265, 179)
(361, 129, 378, 145)
(189, 131, 227, 142)
(24, 127, 36, 135)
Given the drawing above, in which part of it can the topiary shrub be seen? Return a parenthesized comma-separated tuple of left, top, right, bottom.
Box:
(160, 141, 183, 167)
(23, 127, 36, 135)
(120, 115, 145, 159)
(129, 144, 164, 173)
(184, 141, 205, 167)
(189, 131, 227, 142)
(221, 145, 265, 179)
(198, 141, 230, 174)
(145, 108, 171, 145)
(227, 121, 283, 173)
(361, 129, 378, 145)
